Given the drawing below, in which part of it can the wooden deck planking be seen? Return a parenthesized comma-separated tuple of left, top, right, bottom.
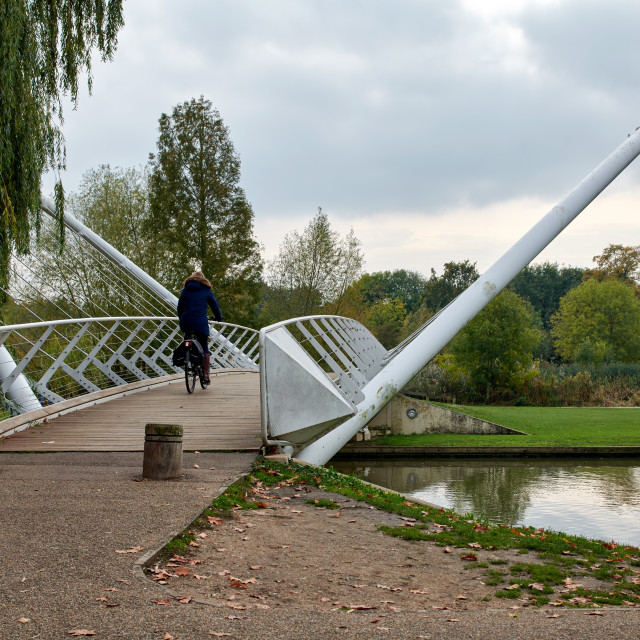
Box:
(0, 371, 262, 452)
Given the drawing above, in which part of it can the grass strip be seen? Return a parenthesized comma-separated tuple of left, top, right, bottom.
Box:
(369, 406, 640, 447)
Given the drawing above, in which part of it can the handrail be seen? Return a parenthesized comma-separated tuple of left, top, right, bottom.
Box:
(0, 316, 259, 422)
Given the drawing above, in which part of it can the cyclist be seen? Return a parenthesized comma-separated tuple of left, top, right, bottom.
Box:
(177, 271, 222, 385)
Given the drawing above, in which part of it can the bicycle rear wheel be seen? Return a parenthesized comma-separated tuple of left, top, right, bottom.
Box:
(185, 352, 197, 393)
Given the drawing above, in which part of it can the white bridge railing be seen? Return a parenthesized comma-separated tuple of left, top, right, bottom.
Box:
(259, 315, 388, 447)
(0, 317, 258, 422)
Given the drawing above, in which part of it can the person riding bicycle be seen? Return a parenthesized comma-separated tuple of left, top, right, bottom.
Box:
(177, 271, 222, 385)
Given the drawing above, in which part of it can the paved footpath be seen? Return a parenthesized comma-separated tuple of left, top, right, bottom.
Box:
(1, 452, 639, 639)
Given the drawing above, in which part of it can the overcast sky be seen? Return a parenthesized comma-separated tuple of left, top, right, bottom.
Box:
(43, 0, 640, 277)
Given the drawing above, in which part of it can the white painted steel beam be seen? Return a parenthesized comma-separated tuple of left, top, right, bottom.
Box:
(296, 128, 640, 465)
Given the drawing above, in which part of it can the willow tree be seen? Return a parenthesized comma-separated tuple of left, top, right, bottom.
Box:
(148, 96, 263, 326)
(0, 0, 124, 294)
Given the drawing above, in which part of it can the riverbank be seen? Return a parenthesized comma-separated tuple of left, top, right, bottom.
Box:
(148, 458, 640, 623)
(335, 444, 640, 459)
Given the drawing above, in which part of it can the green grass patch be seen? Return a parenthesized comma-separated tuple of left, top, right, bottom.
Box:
(369, 406, 640, 447)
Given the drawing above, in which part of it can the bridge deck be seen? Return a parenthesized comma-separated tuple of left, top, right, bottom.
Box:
(0, 371, 261, 452)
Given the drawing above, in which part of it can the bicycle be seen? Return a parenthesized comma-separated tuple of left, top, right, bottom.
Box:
(183, 334, 208, 393)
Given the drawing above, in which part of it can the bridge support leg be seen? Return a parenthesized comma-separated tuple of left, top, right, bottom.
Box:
(0, 346, 42, 413)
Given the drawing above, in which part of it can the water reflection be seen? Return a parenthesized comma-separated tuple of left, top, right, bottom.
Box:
(331, 458, 640, 547)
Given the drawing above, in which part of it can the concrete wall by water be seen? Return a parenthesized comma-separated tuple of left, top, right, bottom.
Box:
(365, 395, 526, 437)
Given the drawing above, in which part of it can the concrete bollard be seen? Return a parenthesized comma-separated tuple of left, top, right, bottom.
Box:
(143, 423, 183, 480)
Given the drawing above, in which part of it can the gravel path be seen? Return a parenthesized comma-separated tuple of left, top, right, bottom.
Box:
(1, 451, 638, 639)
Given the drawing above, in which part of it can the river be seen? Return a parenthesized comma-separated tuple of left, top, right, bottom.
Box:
(331, 457, 640, 547)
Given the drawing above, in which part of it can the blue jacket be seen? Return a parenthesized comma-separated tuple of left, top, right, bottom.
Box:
(177, 280, 222, 336)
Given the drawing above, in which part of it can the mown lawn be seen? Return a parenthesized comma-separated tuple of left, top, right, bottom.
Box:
(370, 406, 640, 447)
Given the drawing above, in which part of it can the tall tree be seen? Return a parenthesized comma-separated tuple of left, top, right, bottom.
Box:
(69, 165, 154, 274)
(551, 279, 640, 364)
(356, 270, 426, 313)
(448, 290, 543, 401)
(0, 0, 124, 293)
(365, 298, 407, 349)
(509, 262, 584, 329)
(421, 260, 479, 312)
(148, 96, 263, 326)
(263, 208, 363, 322)
(583, 244, 640, 291)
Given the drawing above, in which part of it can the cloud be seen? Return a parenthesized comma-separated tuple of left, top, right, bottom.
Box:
(42, 0, 640, 277)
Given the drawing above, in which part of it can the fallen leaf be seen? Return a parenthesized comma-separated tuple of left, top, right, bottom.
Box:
(410, 589, 428, 594)
(208, 516, 223, 526)
(456, 595, 468, 600)
(547, 614, 561, 618)
(193, 463, 200, 469)
(104, 588, 118, 592)
(529, 583, 545, 591)
(177, 595, 193, 604)
(468, 542, 483, 549)
(218, 570, 231, 576)
(169, 555, 189, 563)
(443, 547, 452, 554)
(585, 611, 604, 616)
(115, 546, 143, 554)
(460, 554, 477, 561)
(18, 617, 30, 623)
(164, 634, 175, 640)
(249, 565, 262, 570)
(174, 567, 190, 577)
(446, 619, 459, 623)
(153, 600, 172, 606)
(209, 633, 232, 637)
(67, 631, 96, 637)
(96, 597, 108, 602)
(508, 613, 519, 618)
(229, 581, 249, 589)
